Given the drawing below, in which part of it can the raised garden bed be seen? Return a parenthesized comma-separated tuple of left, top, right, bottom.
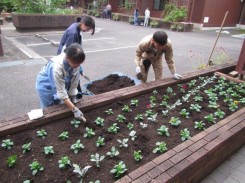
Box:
(0, 62, 244, 183)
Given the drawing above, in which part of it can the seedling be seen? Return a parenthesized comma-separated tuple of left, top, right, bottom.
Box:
(188, 79, 197, 87)
(58, 156, 71, 169)
(140, 122, 148, 128)
(194, 95, 203, 102)
(71, 140, 84, 154)
(135, 114, 143, 121)
(214, 109, 225, 119)
(71, 119, 81, 128)
(157, 125, 170, 137)
(44, 146, 54, 155)
(96, 136, 105, 147)
(229, 101, 238, 112)
(108, 123, 119, 134)
(116, 114, 127, 122)
(73, 164, 92, 183)
(94, 117, 105, 126)
(129, 130, 137, 141)
(162, 94, 169, 101)
(208, 101, 219, 108)
(90, 153, 105, 168)
(180, 108, 190, 118)
(147, 113, 158, 122)
(133, 150, 143, 161)
(84, 127, 95, 138)
(130, 99, 139, 106)
(1, 139, 14, 149)
(161, 110, 169, 116)
(204, 113, 216, 123)
(122, 105, 132, 112)
(127, 123, 134, 130)
(7, 155, 17, 167)
(22, 142, 31, 153)
(37, 129, 47, 139)
(152, 90, 158, 95)
(118, 138, 129, 148)
(160, 101, 168, 107)
(107, 146, 119, 157)
(190, 103, 202, 112)
(169, 117, 181, 126)
(166, 87, 173, 93)
(194, 121, 205, 130)
(145, 110, 154, 118)
(58, 131, 69, 140)
(153, 141, 167, 153)
(29, 160, 44, 175)
(105, 108, 113, 115)
(149, 96, 156, 103)
(180, 128, 191, 141)
(110, 161, 127, 178)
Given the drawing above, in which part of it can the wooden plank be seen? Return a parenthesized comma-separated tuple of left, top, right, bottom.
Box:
(215, 72, 244, 83)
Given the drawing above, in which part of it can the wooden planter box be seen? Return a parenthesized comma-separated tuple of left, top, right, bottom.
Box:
(11, 13, 82, 31)
(0, 62, 244, 182)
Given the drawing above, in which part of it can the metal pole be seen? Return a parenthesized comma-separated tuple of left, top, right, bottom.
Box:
(206, 11, 229, 67)
(0, 26, 3, 56)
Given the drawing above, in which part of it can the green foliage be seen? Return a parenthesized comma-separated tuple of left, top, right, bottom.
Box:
(107, 146, 119, 157)
(133, 150, 143, 161)
(58, 131, 69, 140)
(110, 161, 127, 178)
(22, 142, 31, 153)
(71, 119, 81, 128)
(90, 153, 105, 168)
(1, 139, 14, 149)
(71, 140, 84, 154)
(84, 127, 95, 138)
(29, 160, 44, 175)
(180, 128, 191, 141)
(153, 141, 167, 153)
(163, 3, 187, 22)
(0, 0, 14, 12)
(7, 155, 17, 168)
(108, 123, 119, 134)
(37, 129, 47, 139)
(157, 125, 170, 137)
(150, 20, 159, 28)
(44, 146, 54, 155)
(8, 0, 79, 14)
(58, 156, 71, 169)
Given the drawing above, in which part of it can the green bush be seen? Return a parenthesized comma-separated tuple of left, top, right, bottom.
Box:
(1, 0, 79, 14)
(163, 3, 187, 22)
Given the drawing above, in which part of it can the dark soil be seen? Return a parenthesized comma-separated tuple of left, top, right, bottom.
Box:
(86, 74, 135, 94)
(0, 74, 244, 183)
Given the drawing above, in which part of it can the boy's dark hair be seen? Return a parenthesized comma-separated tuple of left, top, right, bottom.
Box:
(65, 43, 85, 64)
(153, 31, 168, 45)
(77, 15, 95, 35)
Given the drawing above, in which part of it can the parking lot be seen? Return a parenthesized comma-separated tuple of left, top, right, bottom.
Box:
(0, 18, 244, 121)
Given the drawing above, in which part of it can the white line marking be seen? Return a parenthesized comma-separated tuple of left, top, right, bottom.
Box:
(44, 45, 137, 58)
(85, 46, 136, 53)
(27, 42, 51, 46)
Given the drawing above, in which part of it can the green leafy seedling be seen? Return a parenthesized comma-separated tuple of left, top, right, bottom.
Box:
(29, 160, 44, 175)
(7, 155, 17, 168)
(1, 139, 14, 150)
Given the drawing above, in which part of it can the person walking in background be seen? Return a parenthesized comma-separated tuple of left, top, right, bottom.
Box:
(102, 6, 107, 19)
(144, 7, 150, 26)
(57, 15, 95, 99)
(36, 43, 86, 121)
(57, 15, 95, 55)
(133, 8, 139, 26)
(106, 3, 112, 20)
(135, 31, 183, 83)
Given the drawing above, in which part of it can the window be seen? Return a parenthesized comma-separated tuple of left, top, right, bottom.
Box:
(119, 0, 124, 7)
(153, 0, 166, 10)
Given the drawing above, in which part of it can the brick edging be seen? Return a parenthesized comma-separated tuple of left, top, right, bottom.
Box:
(115, 108, 245, 183)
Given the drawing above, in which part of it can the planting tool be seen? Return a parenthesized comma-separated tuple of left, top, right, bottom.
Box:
(206, 11, 229, 67)
(83, 75, 92, 83)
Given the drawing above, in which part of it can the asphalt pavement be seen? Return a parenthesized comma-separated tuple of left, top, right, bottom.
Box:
(0, 17, 245, 183)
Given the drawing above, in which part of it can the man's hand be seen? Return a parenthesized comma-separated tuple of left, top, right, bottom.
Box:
(136, 66, 141, 73)
(173, 73, 183, 80)
(72, 107, 86, 122)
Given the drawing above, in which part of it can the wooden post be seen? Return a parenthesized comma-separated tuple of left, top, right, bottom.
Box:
(0, 27, 3, 56)
(236, 39, 245, 80)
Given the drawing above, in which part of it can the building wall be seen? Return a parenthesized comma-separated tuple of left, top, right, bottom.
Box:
(191, 0, 243, 27)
